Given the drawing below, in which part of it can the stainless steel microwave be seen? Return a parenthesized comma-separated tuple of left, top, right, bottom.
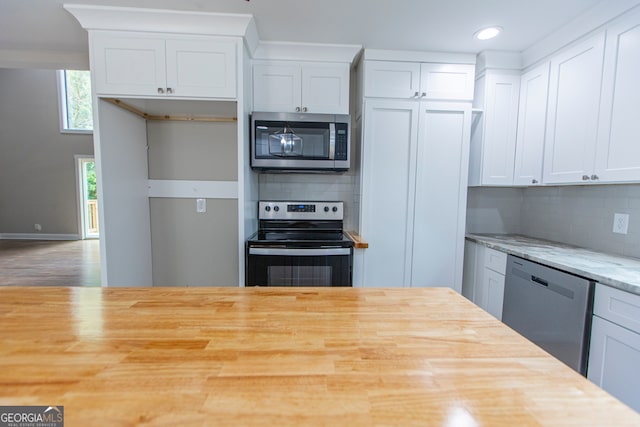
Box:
(251, 112, 350, 171)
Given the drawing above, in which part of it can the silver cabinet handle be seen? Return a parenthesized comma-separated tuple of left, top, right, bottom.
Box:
(413, 91, 420, 98)
(295, 107, 301, 112)
(421, 92, 427, 98)
(157, 88, 164, 94)
(591, 174, 599, 180)
(166, 87, 173, 94)
(302, 107, 307, 112)
(532, 179, 538, 184)
(582, 175, 590, 181)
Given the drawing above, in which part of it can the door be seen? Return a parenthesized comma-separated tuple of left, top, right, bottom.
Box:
(588, 316, 640, 412)
(91, 32, 166, 96)
(411, 102, 471, 291)
(543, 33, 605, 184)
(253, 62, 301, 112)
(595, 9, 640, 182)
(514, 62, 550, 186)
(301, 63, 350, 114)
(165, 38, 237, 99)
(361, 99, 419, 287)
(77, 157, 100, 239)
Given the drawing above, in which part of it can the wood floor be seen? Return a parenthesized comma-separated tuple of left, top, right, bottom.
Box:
(0, 239, 100, 286)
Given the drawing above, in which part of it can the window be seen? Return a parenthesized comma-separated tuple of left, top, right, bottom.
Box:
(57, 70, 93, 133)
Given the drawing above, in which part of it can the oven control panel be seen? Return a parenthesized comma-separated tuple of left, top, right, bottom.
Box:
(259, 201, 343, 220)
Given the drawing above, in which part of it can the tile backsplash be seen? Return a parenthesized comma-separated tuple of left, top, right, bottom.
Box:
(467, 184, 640, 259)
(258, 173, 360, 231)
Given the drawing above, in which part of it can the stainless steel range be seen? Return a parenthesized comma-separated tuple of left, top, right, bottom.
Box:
(245, 201, 353, 287)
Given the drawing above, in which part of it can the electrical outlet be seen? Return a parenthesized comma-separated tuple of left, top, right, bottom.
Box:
(613, 213, 629, 235)
(34, 224, 42, 232)
(196, 198, 206, 213)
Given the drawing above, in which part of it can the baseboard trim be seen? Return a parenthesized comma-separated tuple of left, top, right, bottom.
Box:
(0, 233, 80, 241)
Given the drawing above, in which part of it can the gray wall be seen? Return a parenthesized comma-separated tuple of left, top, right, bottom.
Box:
(0, 68, 93, 236)
(467, 184, 640, 259)
(147, 119, 239, 286)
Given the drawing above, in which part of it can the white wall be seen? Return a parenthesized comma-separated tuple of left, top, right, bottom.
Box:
(521, 185, 640, 258)
(466, 187, 523, 234)
(0, 68, 94, 236)
(258, 173, 359, 231)
(467, 184, 640, 259)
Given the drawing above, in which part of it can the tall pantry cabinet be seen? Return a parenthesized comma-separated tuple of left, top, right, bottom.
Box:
(355, 51, 475, 291)
(66, 5, 259, 287)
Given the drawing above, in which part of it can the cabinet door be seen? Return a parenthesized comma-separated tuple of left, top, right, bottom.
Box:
(91, 33, 166, 96)
(363, 61, 420, 99)
(513, 63, 550, 186)
(253, 62, 301, 112)
(420, 64, 475, 101)
(483, 269, 505, 320)
(411, 102, 471, 291)
(543, 33, 605, 184)
(479, 73, 521, 185)
(462, 241, 479, 302)
(588, 316, 640, 412)
(595, 9, 640, 182)
(301, 63, 350, 114)
(361, 100, 419, 287)
(165, 38, 237, 99)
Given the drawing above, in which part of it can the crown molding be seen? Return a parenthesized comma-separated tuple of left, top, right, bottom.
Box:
(252, 41, 362, 63)
(63, 4, 254, 38)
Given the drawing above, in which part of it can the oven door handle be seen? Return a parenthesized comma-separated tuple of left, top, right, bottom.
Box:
(248, 247, 351, 256)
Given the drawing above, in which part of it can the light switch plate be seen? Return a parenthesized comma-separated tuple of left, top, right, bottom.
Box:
(613, 213, 629, 234)
(196, 198, 206, 213)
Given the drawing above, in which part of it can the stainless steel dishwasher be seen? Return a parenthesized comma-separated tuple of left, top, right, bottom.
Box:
(502, 255, 594, 375)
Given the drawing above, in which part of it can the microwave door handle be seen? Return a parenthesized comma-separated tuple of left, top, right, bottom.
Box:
(329, 123, 336, 160)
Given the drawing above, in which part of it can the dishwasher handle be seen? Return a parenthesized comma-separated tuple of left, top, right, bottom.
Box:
(531, 275, 549, 287)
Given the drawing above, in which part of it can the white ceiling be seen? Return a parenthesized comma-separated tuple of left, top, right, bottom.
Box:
(0, 0, 621, 56)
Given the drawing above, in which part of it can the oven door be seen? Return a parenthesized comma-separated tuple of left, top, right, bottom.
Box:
(246, 247, 352, 287)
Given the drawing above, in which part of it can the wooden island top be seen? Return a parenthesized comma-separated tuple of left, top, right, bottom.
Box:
(1, 286, 638, 426)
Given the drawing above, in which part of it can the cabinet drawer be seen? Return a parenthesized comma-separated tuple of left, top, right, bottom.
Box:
(594, 284, 640, 333)
(483, 247, 507, 274)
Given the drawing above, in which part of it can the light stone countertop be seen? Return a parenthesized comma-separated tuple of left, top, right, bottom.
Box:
(466, 233, 640, 296)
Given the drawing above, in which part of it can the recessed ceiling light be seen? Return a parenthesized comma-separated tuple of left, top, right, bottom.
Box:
(474, 26, 503, 41)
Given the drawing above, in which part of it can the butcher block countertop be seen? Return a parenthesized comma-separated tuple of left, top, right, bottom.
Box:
(1, 287, 638, 426)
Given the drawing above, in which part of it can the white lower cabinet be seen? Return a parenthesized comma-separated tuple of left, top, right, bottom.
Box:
(588, 284, 640, 412)
(461, 242, 506, 319)
(360, 99, 471, 290)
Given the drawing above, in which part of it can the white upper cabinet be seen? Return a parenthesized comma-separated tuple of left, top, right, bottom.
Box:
(468, 72, 520, 186)
(595, 8, 640, 183)
(164, 39, 237, 99)
(513, 62, 550, 186)
(543, 32, 605, 184)
(91, 32, 237, 99)
(363, 61, 420, 99)
(253, 61, 349, 114)
(420, 64, 475, 101)
(364, 60, 474, 101)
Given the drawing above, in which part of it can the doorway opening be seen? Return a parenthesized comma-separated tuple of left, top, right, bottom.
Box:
(76, 156, 99, 239)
